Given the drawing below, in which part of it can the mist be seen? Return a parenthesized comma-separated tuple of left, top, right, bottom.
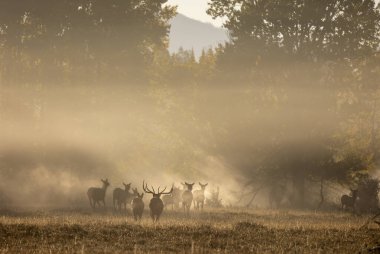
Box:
(0, 75, 363, 209)
(0, 0, 379, 212)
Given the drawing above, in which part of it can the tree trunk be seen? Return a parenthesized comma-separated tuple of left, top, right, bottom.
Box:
(318, 177, 324, 209)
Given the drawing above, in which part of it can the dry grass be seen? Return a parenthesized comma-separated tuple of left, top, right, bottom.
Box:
(0, 208, 379, 253)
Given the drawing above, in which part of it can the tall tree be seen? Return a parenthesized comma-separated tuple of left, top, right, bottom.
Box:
(208, 0, 380, 70)
(0, 0, 176, 85)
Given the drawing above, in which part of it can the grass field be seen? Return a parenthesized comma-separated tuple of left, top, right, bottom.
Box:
(0, 208, 379, 253)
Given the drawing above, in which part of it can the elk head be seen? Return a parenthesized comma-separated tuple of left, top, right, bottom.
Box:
(199, 182, 208, 190)
(182, 182, 195, 191)
(101, 179, 110, 188)
(132, 187, 139, 196)
(350, 188, 358, 198)
(123, 182, 131, 191)
(143, 181, 173, 198)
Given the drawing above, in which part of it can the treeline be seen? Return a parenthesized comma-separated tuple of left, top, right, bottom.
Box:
(0, 0, 380, 210)
(0, 0, 175, 85)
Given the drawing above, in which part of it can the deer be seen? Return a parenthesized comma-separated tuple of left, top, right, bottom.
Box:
(143, 181, 173, 222)
(182, 182, 195, 214)
(132, 191, 144, 221)
(87, 179, 110, 210)
(341, 189, 358, 212)
(162, 185, 182, 210)
(193, 182, 208, 210)
(132, 187, 139, 196)
(113, 182, 132, 212)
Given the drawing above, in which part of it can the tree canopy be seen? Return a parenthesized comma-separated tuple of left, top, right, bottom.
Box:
(0, 0, 176, 85)
(208, 0, 380, 69)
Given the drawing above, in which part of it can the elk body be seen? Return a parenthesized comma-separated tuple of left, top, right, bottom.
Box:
(193, 182, 208, 210)
(132, 192, 144, 221)
(143, 181, 173, 222)
(87, 179, 110, 210)
(182, 182, 194, 214)
(341, 189, 358, 212)
(113, 182, 132, 212)
(162, 186, 182, 210)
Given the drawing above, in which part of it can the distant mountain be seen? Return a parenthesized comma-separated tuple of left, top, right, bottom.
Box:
(169, 14, 229, 58)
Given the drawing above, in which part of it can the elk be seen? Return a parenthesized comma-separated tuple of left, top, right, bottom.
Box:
(113, 182, 132, 212)
(182, 182, 195, 214)
(162, 185, 182, 210)
(341, 189, 358, 212)
(193, 182, 208, 210)
(132, 187, 139, 196)
(132, 191, 144, 221)
(87, 179, 110, 210)
(143, 181, 173, 222)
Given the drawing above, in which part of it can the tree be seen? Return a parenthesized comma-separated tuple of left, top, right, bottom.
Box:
(0, 0, 176, 85)
(208, 0, 380, 71)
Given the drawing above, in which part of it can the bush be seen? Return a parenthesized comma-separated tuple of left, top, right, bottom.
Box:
(356, 176, 380, 213)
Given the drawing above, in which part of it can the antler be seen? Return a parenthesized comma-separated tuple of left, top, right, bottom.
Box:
(143, 181, 155, 194)
(159, 185, 173, 195)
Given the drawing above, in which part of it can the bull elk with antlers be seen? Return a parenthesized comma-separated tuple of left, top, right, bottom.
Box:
(143, 181, 173, 222)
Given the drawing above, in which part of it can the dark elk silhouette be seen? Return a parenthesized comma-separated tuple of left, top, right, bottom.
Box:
(132, 191, 144, 221)
(162, 185, 182, 210)
(143, 181, 173, 222)
(341, 189, 358, 212)
(87, 179, 110, 210)
(193, 182, 208, 210)
(182, 182, 195, 214)
(113, 182, 132, 212)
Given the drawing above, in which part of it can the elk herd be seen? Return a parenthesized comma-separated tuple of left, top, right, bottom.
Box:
(87, 179, 361, 222)
(87, 179, 209, 222)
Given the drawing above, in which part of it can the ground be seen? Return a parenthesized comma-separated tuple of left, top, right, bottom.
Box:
(0, 208, 379, 253)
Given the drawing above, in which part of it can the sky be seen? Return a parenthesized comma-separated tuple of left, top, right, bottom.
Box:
(167, 0, 224, 27)
(168, 0, 380, 28)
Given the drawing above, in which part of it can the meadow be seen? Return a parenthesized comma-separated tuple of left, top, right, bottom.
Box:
(0, 208, 379, 253)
